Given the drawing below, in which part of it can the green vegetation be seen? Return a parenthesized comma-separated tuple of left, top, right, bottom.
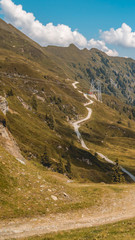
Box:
(80, 98, 135, 177)
(65, 159, 72, 177)
(57, 159, 64, 174)
(41, 146, 52, 168)
(6, 88, 14, 97)
(0, 19, 119, 183)
(1, 144, 134, 220)
(112, 159, 125, 183)
(0, 19, 135, 230)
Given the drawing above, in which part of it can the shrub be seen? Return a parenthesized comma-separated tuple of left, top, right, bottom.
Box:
(112, 159, 125, 183)
(7, 89, 14, 97)
(41, 146, 51, 168)
(57, 159, 64, 174)
(65, 159, 71, 174)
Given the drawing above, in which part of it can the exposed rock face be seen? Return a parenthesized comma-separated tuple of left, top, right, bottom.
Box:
(0, 96, 25, 165)
(0, 96, 8, 115)
(0, 123, 26, 164)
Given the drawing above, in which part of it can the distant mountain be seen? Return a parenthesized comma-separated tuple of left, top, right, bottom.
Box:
(46, 44, 135, 106)
(1, 18, 135, 106)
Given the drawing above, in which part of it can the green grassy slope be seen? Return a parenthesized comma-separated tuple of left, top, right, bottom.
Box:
(0, 144, 134, 220)
(80, 97, 135, 175)
(0, 18, 135, 184)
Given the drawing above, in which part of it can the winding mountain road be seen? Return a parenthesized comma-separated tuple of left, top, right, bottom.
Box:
(71, 82, 93, 150)
(0, 81, 135, 240)
(71, 81, 135, 182)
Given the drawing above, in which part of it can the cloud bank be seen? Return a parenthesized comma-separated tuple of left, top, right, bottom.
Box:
(101, 23, 135, 48)
(88, 39, 118, 56)
(0, 0, 118, 56)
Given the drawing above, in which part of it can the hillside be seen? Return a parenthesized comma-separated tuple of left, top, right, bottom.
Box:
(0, 19, 135, 238)
(0, 18, 135, 182)
(0, 18, 119, 183)
(46, 45, 135, 106)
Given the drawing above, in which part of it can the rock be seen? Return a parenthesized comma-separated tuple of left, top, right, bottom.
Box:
(0, 96, 8, 115)
(67, 180, 74, 183)
(58, 145, 62, 149)
(51, 195, 58, 201)
(63, 192, 69, 198)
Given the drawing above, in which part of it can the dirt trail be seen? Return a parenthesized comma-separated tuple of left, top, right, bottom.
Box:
(71, 82, 93, 150)
(0, 188, 135, 239)
(71, 81, 135, 182)
(97, 152, 135, 182)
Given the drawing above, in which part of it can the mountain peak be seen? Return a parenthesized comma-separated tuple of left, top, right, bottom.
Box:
(68, 44, 79, 50)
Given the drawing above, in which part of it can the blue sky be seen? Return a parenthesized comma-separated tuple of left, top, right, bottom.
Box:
(1, 0, 135, 58)
(6, 0, 135, 38)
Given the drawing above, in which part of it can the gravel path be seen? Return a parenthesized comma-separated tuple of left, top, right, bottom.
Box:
(0, 195, 135, 240)
(71, 81, 135, 182)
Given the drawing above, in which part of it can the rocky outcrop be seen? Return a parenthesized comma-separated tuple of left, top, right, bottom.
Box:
(0, 96, 25, 164)
(0, 96, 8, 115)
(0, 123, 26, 165)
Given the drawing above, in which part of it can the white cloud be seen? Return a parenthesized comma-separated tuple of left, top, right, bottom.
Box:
(100, 23, 135, 48)
(0, 0, 118, 56)
(88, 39, 118, 56)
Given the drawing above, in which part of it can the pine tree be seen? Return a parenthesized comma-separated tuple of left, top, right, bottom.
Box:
(65, 159, 71, 174)
(112, 159, 125, 183)
(41, 146, 51, 168)
(7, 89, 14, 97)
(45, 113, 55, 130)
(57, 159, 64, 174)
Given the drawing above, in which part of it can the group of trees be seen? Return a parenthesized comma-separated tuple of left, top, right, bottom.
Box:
(45, 114, 55, 130)
(112, 159, 125, 183)
(40, 146, 71, 177)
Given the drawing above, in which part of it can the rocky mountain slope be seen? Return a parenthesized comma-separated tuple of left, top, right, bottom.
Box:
(46, 44, 135, 106)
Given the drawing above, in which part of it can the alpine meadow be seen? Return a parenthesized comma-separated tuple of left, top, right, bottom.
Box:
(0, 1, 135, 239)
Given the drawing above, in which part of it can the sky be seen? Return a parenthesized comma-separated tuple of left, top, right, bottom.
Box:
(1, 0, 135, 58)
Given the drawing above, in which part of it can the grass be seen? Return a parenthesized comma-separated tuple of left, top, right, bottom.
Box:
(0, 46, 119, 184)
(0, 19, 135, 184)
(1, 145, 134, 220)
(80, 98, 135, 176)
(18, 218, 135, 240)
(0, 22, 135, 240)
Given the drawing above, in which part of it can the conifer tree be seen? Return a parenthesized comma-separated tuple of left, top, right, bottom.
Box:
(65, 159, 71, 174)
(112, 159, 125, 183)
(45, 113, 55, 130)
(57, 159, 64, 174)
(41, 146, 51, 168)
